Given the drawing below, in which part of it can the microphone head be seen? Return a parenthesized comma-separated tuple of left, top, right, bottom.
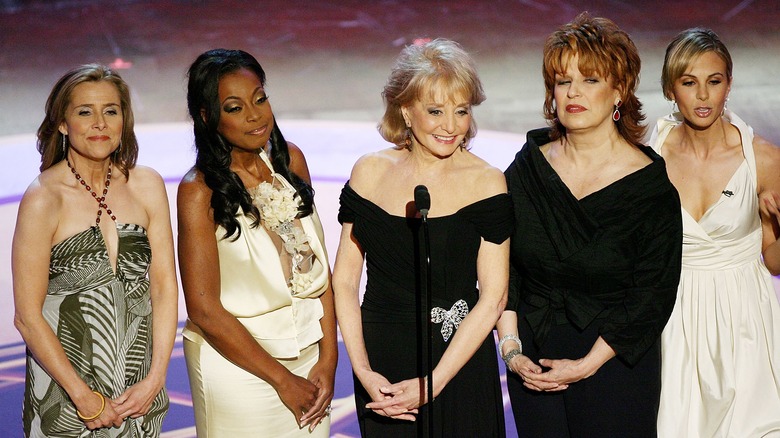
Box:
(414, 185, 431, 215)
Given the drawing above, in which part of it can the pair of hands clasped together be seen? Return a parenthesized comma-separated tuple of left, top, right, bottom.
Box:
(501, 334, 616, 393)
(77, 379, 162, 430)
(357, 369, 430, 421)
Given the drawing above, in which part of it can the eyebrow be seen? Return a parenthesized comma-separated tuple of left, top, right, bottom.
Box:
(680, 72, 725, 78)
(221, 87, 265, 105)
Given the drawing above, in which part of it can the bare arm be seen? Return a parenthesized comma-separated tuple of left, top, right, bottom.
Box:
(289, 144, 337, 430)
(755, 135, 780, 274)
(332, 221, 418, 420)
(177, 170, 318, 426)
(13, 180, 123, 429)
(113, 167, 178, 418)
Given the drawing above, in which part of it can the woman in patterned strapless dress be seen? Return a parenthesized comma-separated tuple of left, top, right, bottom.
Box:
(12, 64, 178, 437)
(652, 28, 780, 437)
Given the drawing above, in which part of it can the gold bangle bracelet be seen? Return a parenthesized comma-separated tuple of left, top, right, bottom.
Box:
(77, 390, 105, 421)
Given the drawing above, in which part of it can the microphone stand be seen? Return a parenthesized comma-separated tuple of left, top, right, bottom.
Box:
(420, 210, 433, 437)
(414, 185, 433, 436)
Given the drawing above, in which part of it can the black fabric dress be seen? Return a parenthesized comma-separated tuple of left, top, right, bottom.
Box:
(504, 128, 683, 438)
(338, 183, 513, 438)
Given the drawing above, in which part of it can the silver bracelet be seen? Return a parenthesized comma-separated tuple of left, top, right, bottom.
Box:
(502, 348, 524, 366)
(498, 334, 522, 355)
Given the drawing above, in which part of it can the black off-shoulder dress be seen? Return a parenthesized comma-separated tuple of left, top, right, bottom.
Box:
(339, 184, 513, 438)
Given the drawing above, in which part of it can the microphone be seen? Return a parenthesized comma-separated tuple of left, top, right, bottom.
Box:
(414, 185, 430, 218)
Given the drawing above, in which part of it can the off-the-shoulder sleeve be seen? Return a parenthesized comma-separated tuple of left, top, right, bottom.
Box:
(338, 183, 358, 224)
(460, 193, 514, 244)
(599, 184, 682, 365)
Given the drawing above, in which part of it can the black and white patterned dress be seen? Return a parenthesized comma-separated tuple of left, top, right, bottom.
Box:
(23, 224, 168, 437)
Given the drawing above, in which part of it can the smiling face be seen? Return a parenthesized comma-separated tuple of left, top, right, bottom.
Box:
(216, 68, 274, 152)
(553, 54, 622, 135)
(58, 80, 123, 162)
(401, 85, 471, 159)
(671, 51, 731, 129)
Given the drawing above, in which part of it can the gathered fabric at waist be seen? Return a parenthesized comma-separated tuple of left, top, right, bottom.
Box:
(183, 295, 324, 359)
(520, 277, 616, 348)
(361, 287, 477, 324)
(682, 227, 762, 270)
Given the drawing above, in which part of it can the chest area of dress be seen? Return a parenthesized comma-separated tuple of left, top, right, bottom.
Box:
(354, 213, 482, 259)
(685, 162, 759, 241)
(49, 225, 151, 283)
(512, 194, 644, 289)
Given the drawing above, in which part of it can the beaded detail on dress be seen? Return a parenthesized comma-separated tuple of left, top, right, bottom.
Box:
(249, 174, 314, 295)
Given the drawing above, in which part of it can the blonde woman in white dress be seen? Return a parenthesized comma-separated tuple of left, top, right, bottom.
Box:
(651, 28, 780, 437)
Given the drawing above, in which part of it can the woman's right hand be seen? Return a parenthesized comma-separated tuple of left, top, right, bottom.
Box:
(277, 373, 319, 426)
(76, 391, 123, 430)
(356, 369, 418, 421)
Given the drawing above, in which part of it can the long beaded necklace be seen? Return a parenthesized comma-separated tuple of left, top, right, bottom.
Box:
(66, 159, 117, 225)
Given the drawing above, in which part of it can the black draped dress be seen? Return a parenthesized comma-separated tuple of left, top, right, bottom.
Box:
(504, 128, 682, 438)
(338, 183, 513, 438)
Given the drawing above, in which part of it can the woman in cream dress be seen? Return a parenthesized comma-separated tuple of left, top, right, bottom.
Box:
(651, 28, 780, 437)
(177, 49, 337, 437)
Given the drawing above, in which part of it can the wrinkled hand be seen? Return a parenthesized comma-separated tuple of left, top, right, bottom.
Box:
(113, 378, 163, 419)
(365, 376, 426, 421)
(507, 354, 567, 392)
(356, 370, 417, 421)
(760, 190, 780, 228)
(77, 392, 123, 430)
(300, 359, 336, 432)
(522, 357, 595, 392)
(277, 373, 319, 427)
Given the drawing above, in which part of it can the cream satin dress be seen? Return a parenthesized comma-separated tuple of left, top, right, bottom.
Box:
(652, 111, 780, 437)
(183, 149, 331, 437)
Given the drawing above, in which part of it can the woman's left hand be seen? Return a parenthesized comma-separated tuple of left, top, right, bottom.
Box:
(365, 376, 427, 419)
(112, 378, 163, 419)
(300, 359, 336, 431)
(528, 357, 593, 391)
(760, 190, 780, 227)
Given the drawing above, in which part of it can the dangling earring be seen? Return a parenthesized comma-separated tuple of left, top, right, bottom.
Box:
(404, 128, 412, 149)
(671, 100, 678, 113)
(722, 96, 729, 116)
(612, 100, 622, 122)
(113, 141, 122, 160)
(61, 134, 68, 155)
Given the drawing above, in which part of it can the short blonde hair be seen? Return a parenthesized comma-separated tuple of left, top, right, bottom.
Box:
(378, 38, 486, 148)
(661, 27, 732, 101)
(542, 12, 645, 144)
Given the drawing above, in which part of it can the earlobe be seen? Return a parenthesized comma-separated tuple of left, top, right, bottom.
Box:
(200, 108, 207, 124)
(58, 123, 68, 136)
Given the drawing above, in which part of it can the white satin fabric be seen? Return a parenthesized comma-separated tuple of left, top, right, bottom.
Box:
(183, 149, 330, 437)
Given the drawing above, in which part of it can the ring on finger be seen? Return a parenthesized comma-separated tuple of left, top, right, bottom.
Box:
(324, 405, 332, 416)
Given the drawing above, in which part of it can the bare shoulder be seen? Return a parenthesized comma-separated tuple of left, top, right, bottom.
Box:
(286, 141, 312, 184)
(177, 167, 212, 204)
(461, 152, 507, 198)
(128, 165, 165, 191)
(19, 172, 61, 219)
(15, 169, 63, 241)
(754, 134, 780, 164)
(754, 134, 780, 191)
(349, 148, 403, 192)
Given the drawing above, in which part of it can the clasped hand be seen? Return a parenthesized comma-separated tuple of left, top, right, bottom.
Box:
(506, 353, 594, 392)
(359, 370, 421, 421)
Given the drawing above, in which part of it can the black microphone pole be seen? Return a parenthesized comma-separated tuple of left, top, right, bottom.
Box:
(414, 185, 433, 436)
